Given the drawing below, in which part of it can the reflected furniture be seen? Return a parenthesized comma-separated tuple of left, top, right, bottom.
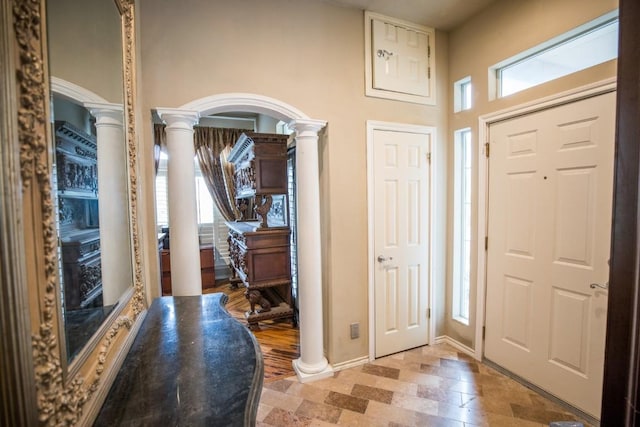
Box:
(94, 293, 263, 426)
(227, 132, 293, 328)
(55, 121, 103, 310)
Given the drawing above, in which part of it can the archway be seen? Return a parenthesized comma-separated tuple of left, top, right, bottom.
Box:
(156, 93, 333, 382)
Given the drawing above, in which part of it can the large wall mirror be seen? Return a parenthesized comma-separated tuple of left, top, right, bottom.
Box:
(47, 0, 133, 369)
(2, 0, 146, 424)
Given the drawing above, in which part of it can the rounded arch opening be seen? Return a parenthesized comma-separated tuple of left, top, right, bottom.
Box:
(51, 76, 109, 105)
(157, 92, 332, 380)
(180, 92, 310, 122)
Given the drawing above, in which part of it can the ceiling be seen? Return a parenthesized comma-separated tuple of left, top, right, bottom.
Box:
(323, 0, 497, 30)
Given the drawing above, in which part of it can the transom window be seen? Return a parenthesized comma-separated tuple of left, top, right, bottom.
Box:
(492, 11, 618, 99)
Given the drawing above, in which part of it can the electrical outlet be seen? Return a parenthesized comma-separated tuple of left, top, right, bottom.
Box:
(350, 322, 360, 339)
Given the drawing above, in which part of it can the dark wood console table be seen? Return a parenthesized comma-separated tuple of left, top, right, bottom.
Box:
(94, 293, 263, 426)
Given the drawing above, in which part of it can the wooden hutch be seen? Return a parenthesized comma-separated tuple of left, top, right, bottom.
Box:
(226, 132, 293, 329)
(54, 121, 103, 310)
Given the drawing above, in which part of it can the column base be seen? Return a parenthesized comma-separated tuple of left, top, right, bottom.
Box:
(292, 358, 334, 383)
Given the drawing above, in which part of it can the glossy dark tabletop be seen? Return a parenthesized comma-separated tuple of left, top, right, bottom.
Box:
(94, 293, 263, 426)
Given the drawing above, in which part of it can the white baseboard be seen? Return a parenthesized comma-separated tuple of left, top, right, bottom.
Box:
(434, 335, 477, 359)
(332, 355, 370, 372)
(330, 337, 476, 375)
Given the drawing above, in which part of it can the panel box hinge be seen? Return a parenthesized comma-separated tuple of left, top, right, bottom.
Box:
(485, 236, 488, 251)
(485, 142, 490, 158)
(427, 308, 431, 319)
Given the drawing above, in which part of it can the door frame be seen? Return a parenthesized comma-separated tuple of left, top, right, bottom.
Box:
(366, 120, 437, 360)
(475, 78, 617, 361)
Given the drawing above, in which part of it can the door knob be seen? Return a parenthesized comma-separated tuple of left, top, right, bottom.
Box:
(377, 255, 393, 262)
(590, 282, 609, 290)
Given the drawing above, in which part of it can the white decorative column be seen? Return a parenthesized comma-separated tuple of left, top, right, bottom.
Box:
(289, 119, 334, 382)
(86, 102, 132, 305)
(157, 109, 202, 296)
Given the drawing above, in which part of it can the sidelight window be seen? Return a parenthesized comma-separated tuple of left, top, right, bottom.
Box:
(453, 128, 472, 324)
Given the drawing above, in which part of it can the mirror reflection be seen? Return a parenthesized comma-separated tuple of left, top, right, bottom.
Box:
(47, 0, 133, 363)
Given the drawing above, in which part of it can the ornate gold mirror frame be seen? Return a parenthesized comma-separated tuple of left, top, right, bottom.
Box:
(3, 0, 147, 424)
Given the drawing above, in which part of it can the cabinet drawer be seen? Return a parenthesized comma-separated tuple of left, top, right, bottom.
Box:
(161, 250, 171, 272)
(246, 246, 291, 285)
(199, 245, 214, 268)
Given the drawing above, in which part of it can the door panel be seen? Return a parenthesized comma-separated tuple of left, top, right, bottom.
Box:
(549, 287, 590, 374)
(485, 92, 615, 418)
(373, 129, 430, 357)
(372, 19, 430, 97)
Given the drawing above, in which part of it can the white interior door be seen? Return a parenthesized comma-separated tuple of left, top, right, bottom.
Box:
(485, 92, 615, 418)
(372, 19, 430, 97)
(373, 128, 430, 358)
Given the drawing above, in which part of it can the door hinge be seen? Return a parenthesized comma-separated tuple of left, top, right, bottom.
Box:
(427, 45, 431, 58)
(428, 67, 431, 79)
(482, 326, 486, 340)
(485, 236, 488, 251)
(427, 152, 431, 163)
(485, 142, 490, 158)
(427, 308, 431, 319)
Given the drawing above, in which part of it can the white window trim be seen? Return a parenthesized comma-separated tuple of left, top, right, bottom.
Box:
(364, 11, 436, 105)
(454, 76, 472, 112)
(488, 10, 618, 100)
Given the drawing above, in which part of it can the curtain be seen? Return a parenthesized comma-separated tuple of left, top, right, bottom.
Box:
(194, 127, 245, 221)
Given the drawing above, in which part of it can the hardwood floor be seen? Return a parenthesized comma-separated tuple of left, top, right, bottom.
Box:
(206, 283, 299, 383)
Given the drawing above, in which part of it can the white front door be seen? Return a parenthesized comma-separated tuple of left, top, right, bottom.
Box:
(372, 127, 431, 358)
(485, 91, 615, 418)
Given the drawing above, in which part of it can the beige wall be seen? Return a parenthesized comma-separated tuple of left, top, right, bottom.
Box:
(137, 0, 449, 364)
(446, 0, 618, 347)
(47, 0, 124, 103)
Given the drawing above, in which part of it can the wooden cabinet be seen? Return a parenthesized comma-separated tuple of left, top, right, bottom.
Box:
(160, 245, 215, 295)
(55, 121, 103, 310)
(61, 229, 102, 310)
(160, 249, 171, 295)
(227, 132, 293, 328)
(230, 132, 288, 198)
(226, 221, 293, 328)
(200, 245, 216, 290)
(229, 133, 289, 227)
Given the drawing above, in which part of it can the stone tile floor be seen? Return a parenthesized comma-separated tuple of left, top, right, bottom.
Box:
(257, 344, 593, 426)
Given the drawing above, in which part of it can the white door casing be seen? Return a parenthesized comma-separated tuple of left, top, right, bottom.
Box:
(364, 12, 436, 105)
(367, 122, 434, 358)
(484, 91, 615, 418)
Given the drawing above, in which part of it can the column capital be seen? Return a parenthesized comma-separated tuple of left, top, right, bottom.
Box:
(85, 102, 124, 127)
(288, 118, 327, 138)
(156, 108, 200, 131)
